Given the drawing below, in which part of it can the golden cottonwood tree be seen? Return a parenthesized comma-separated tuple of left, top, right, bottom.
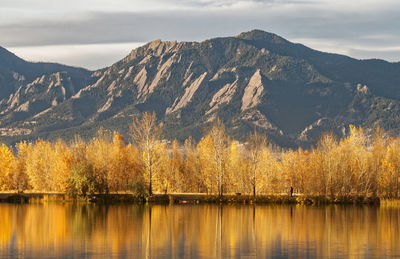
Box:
(197, 136, 216, 193)
(379, 138, 400, 198)
(53, 140, 73, 192)
(317, 133, 339, 197)
(67, 136, 96, 197)
(108, 132, 139, 192)
(129, 111, 163, 195)
(370, 127, 387, 196)
(199, 119, 229, 197)
(256, 146, 279, 194)
(26, 140, 55, 191)
(183, 137, 202, 193)
(246, 131, 267, 196)
(0, 144, 14, 190)
(169, 139, 184, 193)
(290, 148, 308, 195)
(12, 141, 30, 192)
(24, 139, 72, 192)
(125, 143, 146, 194)
(151, 143, 170, 193)
(347, 125, 371, 195)
(226, 141, 245, 193)
(86, 129, 113, 194)
(281, 150, 301, 194)
(336, 137, 353, 196)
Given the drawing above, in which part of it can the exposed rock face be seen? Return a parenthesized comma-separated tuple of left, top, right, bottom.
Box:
(1, 30, 400, 147)
(208, 78, 238, 114)
(241, 69, 264, 111)
(134, 67, 148, 99)
(167, 72, 207, 114)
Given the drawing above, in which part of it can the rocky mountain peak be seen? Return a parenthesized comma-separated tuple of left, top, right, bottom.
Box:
(236, 30, 288, 44)
(125, 39, 183, 63)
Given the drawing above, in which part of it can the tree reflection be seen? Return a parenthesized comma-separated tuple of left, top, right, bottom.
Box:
(0, 204, 399, 258)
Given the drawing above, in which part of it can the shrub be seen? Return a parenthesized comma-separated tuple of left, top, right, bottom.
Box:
(66, 162, 96, 198)
(129, 182, 149, 199)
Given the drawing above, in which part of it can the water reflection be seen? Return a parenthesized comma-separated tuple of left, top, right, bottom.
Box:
(0, 203, 399, 258)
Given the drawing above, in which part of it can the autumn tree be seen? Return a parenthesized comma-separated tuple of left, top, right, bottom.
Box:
(370, 127, 387, 197)
(108, 132, 142, 192)
(66, 162, 96, 197)
(198, 136, 215, 193)
(152, 142, 171, 193)
(336, 137, 353, 196)
(129, 111, 163, 195)
(67, 136, 96, 197)
(53, 139, 73, 192)
(317, 132, 339, 197)
(0, 144, 14, 190)
(26, 140, 54, 191)
(12, 141, 31, 193)
(379, 137, 400, 198)
(347, 125, 371, 195)
(257, 146, 280, 194)
(126, 143, 146, 196)
(86, 129, 113, 194)
(246, 131, 267, 196)
(226, 141, 245, 194)
(169, 139, 184, 193)
(291, 148, 309, 195)
(183, 137, 203, 193)
(200, 118, 229, 197)
(281, 149, 301, 194)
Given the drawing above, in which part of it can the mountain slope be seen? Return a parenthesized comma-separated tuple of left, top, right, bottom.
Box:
(0, 47, 91, 138)
(1, 30, 400, 147)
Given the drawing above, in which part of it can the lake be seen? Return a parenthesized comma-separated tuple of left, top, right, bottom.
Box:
(0, 203, 399, 258)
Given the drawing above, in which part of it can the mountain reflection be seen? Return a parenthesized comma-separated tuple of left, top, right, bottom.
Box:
(0, 204, 399, 258)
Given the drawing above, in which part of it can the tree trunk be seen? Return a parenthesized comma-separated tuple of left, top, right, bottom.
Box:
(149, 167, 153, 196)
(252, 163, 257, 197)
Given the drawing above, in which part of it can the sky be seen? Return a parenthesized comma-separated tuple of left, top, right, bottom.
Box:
(1, 0, 399, 70)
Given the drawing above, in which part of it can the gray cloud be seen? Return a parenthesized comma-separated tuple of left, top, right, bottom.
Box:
(1, 0, 399, 67)
(2, 9, 399, 44)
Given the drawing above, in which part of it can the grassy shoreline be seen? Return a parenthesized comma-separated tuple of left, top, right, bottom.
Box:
(0, 193, 384, 205)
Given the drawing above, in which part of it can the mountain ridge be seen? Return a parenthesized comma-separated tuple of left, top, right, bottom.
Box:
(1, 30, 400, 147)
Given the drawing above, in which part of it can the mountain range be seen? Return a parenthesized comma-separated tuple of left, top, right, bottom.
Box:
(1, 30, 400, 147)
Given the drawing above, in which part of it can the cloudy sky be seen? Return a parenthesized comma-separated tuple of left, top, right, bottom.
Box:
(1, 0, 399, 70)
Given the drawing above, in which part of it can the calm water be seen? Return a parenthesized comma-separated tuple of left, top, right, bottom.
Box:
(0, 203, 399, 258)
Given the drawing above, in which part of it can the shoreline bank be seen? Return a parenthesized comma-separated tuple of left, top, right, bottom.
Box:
(0, 193, 383, 205)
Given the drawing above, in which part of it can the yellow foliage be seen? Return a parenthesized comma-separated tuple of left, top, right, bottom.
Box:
(12, 141, 30, 192)
(3, 123, 400, 198)
(0, 144, 15, 190)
